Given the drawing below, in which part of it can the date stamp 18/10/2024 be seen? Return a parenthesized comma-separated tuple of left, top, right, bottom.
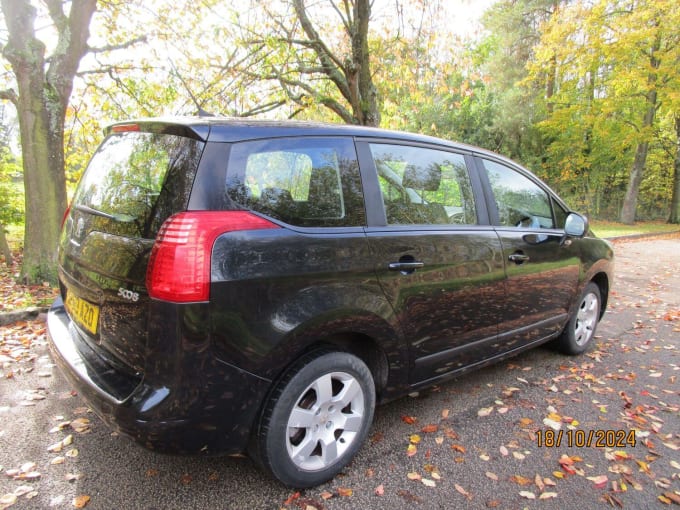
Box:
(536, 429, 637, 448)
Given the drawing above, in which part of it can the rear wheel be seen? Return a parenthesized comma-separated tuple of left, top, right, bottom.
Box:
(253, 351, 375, 488)
(554, 282, 601, 355)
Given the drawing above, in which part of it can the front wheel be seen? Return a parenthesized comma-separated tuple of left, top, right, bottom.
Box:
(253, 351, 375, 488)
(554, 282, 601, 355)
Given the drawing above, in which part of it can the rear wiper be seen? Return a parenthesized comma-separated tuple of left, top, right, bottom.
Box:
(74, 204, 136, 223)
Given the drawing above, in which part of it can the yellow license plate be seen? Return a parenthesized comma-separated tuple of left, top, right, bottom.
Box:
(65, 291, 100, 335)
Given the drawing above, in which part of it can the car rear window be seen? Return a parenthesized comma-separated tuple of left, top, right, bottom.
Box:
(225, 137, 365, 227)
(72, 132, 204, 238)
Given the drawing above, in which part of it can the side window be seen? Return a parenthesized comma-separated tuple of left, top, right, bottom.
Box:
(369, 144, 477, 225)
(481, 159, 555, 229)
(226, 138, 365, 227)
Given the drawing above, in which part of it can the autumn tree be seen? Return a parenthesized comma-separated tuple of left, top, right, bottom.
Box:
(0, 0, 98, 283)
(480, 0, 564, 167)
(234, 0, 380, 126)
(526, 0, 680, 222)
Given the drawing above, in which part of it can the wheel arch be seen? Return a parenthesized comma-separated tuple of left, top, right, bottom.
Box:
(589, 271, 610, 319)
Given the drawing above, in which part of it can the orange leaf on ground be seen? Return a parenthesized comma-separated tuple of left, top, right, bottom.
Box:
(73, 495, 91, 508)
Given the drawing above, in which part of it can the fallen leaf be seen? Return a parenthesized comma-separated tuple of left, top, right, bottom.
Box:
(478, 407, 493, 417)
(401, 415, 416, 425)
(510, 475, 532, 486)
(441, 409, 450, 419)
(70, 418, 90, 433)
(587, 475, 608, 489)
(283, 492, 300, 505)
(406, 444, 417, 457)
(661, 492, 680, 504)
(421, 424, 438, 433)
(485, 471, 498, 481)
(0, 494, 17, 507)
(636, 460, 651, 474)
(519, 491, 536, 500)
(374, 485, 384, 496)
(320, 491, 333, 500)
(409, 434, 421, 444)
(539, 492, 558, 500)
(421, 478, 436, 488)
(534, 473, 545, 492)
(337, 487, 352, 497)
(72, 495, 90, 508)
(543, 417, 562, 431)
(407, 472, 421, 481)
(451, 444, 466, 454)
(455, 484, 472, 500)
(499, 445, 509, 457)
(13, 486, 35, 497)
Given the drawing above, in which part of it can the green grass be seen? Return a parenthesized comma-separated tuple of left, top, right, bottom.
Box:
(590, 220, 680, 239)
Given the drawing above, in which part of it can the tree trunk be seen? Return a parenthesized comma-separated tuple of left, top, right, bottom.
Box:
(1, 0, 96, 283)
(289, 0, 380, 126)
(619, 30, 661, 225)
(0, 224, 11, 266)
(669, 116, 680, 224)
(351, 0, 380, 126)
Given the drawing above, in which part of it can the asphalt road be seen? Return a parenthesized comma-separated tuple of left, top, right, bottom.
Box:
(1, 234, 679, 510)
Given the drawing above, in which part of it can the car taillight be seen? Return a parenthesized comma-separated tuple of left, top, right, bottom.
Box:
(146, 211, 278, 303)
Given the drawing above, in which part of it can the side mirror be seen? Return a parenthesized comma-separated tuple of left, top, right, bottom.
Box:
(564, 212, 588, 238)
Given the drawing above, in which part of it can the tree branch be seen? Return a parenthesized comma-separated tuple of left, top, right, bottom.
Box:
(237, 99, 287, 118)
(88, 36, 148, 54)
(76, 64, 154, 76)
(292, 0, 351, 102)
(0, 88, 18, 106)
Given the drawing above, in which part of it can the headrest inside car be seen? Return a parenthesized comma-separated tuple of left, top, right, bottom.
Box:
(402, 163, 442, 191)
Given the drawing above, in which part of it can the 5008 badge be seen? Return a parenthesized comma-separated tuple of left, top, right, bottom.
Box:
(118, 288, 140, 302)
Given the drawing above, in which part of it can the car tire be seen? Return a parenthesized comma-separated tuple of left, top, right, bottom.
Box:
(555, 282, 601, 355)
(253, 350, 375, 488)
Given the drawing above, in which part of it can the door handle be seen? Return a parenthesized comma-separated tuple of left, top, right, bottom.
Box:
(508, 253, 530, 264)
(388, 261, 425, 272)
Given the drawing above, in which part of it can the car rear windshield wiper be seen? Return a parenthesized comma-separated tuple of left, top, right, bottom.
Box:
(74, 204, 136, 223)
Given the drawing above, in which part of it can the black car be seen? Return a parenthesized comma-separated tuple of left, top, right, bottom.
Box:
(47, 117, 614, 487)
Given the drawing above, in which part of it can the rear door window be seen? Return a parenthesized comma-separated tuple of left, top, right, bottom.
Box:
(226, 138, 365, 227)
(368, 144, 477, 225)
(72, 131, 203, 238)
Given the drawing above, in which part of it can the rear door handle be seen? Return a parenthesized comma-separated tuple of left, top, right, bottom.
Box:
(388, 261, 425, 271)
(508, 253, 530, 264)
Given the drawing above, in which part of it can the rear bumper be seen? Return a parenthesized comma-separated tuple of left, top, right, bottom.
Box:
(47, 297, 271, 455)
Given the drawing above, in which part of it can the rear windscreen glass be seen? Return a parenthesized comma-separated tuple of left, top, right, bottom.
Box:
(72, 132, 204, 238)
